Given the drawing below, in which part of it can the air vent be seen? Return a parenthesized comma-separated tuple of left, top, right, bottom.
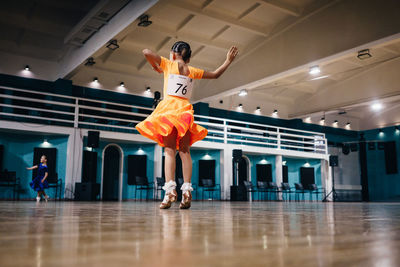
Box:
(98, 12, 110, 19)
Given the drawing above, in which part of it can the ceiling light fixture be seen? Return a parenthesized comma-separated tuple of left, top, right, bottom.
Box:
(93, 77, 98, 82)
(106, 39, 119, 50)
(256, 106, 261, 111)
(138, 14, 152, 27)
(238, 104, 243, 108)
(238, 89, 247, 97)
(24, 65, 30, 71)
(371, 103, 382, 111)
(146, 86, 151, 92)
(120, 82, 125, 87)
(309, 65, 320, 75)
(357, 49, 372, 60)
(85, 57, 96, 66)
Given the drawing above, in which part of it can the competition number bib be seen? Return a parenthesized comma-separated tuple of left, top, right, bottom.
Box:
(167, 74, 193, 99)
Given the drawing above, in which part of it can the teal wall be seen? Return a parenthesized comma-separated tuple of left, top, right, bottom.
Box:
(0, 132, 68, 199)
(362, 126, 400, 201)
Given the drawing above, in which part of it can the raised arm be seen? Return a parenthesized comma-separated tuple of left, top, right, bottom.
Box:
(142, 49, 163, 73)
(202, 46, 238, 79)
(26, 165, 38, 170)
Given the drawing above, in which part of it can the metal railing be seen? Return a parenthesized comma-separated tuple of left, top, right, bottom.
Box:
(0, 86, 327, 154)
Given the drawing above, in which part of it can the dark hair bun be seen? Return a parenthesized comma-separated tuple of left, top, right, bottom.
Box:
(171, 41, 192, 62)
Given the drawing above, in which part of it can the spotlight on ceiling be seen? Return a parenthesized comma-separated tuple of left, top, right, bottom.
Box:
(24, 65, 30, 71)
(334, 120, 338, 124)
(238, 89, 248, 97)
(273, 109, 278, 115)
(357, 49, 372, 60)
(320, 117, 325, 124)
(238, 103, 243, 108)
(138, 14, 152, 27)
(120, 82, 125, 87)
(146, 86, 151, 92)
(371, 103, 382, 111)
(107, 39, 119, 50)
(93, 77, 98, 83)
(256, 106, 261, 111)
(309, 65, 320, 75)
(85, 57, 96, 66)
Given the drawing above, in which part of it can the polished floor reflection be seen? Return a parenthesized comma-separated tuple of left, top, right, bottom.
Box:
(0, 201, 399, 267)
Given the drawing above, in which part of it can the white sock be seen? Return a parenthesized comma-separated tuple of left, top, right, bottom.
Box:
(181, 182, 193, 194)
(161, 181, 177, 203)
(162, 181, 177, 194)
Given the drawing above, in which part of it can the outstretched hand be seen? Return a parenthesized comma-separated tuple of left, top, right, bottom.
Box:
(226, 46, 238, 63)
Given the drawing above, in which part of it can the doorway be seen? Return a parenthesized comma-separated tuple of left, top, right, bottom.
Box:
(102, 144, 123, 201)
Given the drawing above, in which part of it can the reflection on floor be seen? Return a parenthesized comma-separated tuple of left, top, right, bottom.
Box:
(0, 201, 399, 266)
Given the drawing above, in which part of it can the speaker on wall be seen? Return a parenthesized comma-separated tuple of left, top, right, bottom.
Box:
(82, 151, 97, 183)
(127, 155, 147, 185)
(87, 131, 100, 148)
(199, 160, 216, 186)
(300, 167, 315, 188)
(256, 164, 272, 182)
(233, 149, 242, 162)
(33, 147, 57, 183)
(329, 155, 339, 167)
(282, 165, 288, 183)
(384, 141, 398, 174)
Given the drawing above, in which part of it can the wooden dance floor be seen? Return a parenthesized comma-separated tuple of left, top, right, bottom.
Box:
(0, 201, 399, 266)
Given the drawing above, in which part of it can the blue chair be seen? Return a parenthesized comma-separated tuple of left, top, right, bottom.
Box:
(306, 184, 326, 201)
(201, 179, 220, 200)
(256, 181, 269, 200)
(294, 183, 306, 201)
(135, 176, 153, 200)
(280, 182, 294, 201)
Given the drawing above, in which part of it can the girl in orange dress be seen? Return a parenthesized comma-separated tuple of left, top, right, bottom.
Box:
(136, 41, 238, 209)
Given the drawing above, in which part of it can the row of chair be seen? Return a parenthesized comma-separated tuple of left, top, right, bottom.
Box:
(134, 176, 221, 200)
(244, 181, 326, 201)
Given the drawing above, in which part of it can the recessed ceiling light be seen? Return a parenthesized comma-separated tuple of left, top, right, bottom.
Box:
(334, 120, 338, 124)
(238, 89, 247, 97)
(256, 106, 261, 111)
(24, 65, 30, 71)
(309, 65, 320, 75)
(371, 103, 382, 111)
(120, 82, 125, 87)
(238, 103, 243, 108)
(273, 109, 278, 114)
(146, 86, 151, 92)
(93, 77, 98, 82)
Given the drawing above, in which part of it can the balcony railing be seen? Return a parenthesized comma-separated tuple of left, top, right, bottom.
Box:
(0, 85, 327, 154)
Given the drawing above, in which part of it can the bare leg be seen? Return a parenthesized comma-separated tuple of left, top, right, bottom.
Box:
(179, 132, 193, 209)
(160, 128, 178, 209)
(179, 131, 192, 183)
(163, 128, 177, 183)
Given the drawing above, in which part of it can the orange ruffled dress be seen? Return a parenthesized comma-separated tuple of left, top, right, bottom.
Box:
(135, 56, 208, 149)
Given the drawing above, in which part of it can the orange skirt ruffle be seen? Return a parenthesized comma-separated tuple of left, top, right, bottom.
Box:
(135, 96, 208, 149)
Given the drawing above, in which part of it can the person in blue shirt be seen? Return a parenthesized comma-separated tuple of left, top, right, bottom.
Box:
(27, 155, 49, 202)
